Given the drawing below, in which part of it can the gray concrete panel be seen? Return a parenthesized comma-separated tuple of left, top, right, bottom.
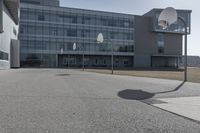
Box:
(164, 33, 182, 55)
(10, 39, 20, 68)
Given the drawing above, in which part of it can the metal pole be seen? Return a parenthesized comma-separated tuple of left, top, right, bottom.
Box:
(111, 43, 114, 74)
(56, 54, 59, 68)
(178, 17, 187, 82)
(184, 25, 187, 82)
(82, 44, 85, 71)
(68, 54, 70, 69)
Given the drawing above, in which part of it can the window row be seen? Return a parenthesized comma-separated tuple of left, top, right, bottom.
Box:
(20, 9, 135, 28)
(20, 25, 134, 40)
(20, 41, 134, 52)
(20, 53, 133, 68)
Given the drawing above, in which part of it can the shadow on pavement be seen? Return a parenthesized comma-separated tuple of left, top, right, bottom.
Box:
(56, 74, 71, 76)
(118, 81, 185, 100)
(118, 89, 155, 100)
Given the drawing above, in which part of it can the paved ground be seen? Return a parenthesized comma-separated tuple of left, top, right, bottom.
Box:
(0, 69, 200, 133)
(153, 97, 200, 122)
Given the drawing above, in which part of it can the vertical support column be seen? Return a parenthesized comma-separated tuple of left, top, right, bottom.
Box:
(82, 53, 85, 70)
(184, 28, 188, 81)
(177, 57, 179, 68)
(82, 44, 85, 71)
(111, 43, 114, 74)
(0, 0, 3, 33)
(56, 54, 58, 68)
(68, 54, 70, 69)
(10, 39, 20, 68)
(178, 17, 187, 82)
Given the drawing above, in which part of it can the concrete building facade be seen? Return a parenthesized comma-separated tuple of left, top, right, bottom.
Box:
(0, 0, 20, 69)
(20, 0, 59, 7)
(19, 0, 191, 68)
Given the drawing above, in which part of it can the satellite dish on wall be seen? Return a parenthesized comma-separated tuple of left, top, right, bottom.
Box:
(158, 7, 178, 29)
(97, 33, 104, 43)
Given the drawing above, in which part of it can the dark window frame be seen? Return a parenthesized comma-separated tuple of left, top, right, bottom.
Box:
(0, 51, 9, 61)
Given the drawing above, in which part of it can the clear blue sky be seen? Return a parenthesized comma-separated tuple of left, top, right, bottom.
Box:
(60, 0, 200, 56)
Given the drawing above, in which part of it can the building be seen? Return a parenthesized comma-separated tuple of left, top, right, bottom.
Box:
(20, 0, 59, 7)
(0, 0, 20, 69)
(180, 56, 200, 67)
(19, 0, 191, 68)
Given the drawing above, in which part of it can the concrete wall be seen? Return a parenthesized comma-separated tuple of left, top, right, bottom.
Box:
(134, 16, 157, 67)
(0, 2, 18, 69)
(164, 34, 182, 55)
(134, 16, 183, 67)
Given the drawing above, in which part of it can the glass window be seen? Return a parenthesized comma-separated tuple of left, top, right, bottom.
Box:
(124, 21, 129, 27)
(21, 0, 40, 5)
(119, 20, 125, 27)
(110, 32, 115, 39)
(35, 41, 46, 50)
(50, 12, 57, 22)
(157, 33, 164, 54)
(0, 51, 8, 60)
(28, 9, 36, 20)
(130, 20, 134, 28)
(20, 9, 28, 19)
(71, 15, 77, 23)
(63, 29, 68, 36)
(108, 19, 117, 27)
(43, 11, 50, 21)
(57, 27, 63, 36)
(38, 15, 45, 21)
(67, 29, 77, 37)
(13, 27, 17, 36)
(60, 14, 77, 24)
(82, 16, 90, 24)
(103, 59, 106, 65)
(125, 33, 131, 40)
(95, 59, 98, 65)
(28, 26, 36, 34)
(100, 18, 107, 26)
(51, 28, 58, 36)
(36, 26, 43, 35)
(124, 60, 129, 65)
(81, 30, 90, 37)
(20, 27, 24, 34)
(43, 26, 50, 35)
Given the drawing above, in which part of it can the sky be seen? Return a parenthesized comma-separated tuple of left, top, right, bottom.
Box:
(60, 0, 200, 56)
